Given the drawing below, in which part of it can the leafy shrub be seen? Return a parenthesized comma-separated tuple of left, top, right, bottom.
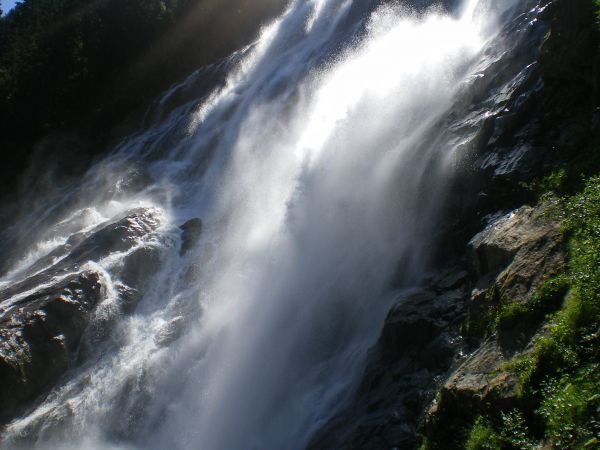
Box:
(466, 417, 501, 450)
(538, 365, 600, 448)
(465, 412, 535, 450)
(497, 410, 536, 450)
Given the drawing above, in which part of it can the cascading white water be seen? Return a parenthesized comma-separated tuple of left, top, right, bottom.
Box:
(0, 0, 522, 449)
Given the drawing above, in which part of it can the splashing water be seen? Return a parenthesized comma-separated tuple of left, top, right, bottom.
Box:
(0, 0, 525, 449)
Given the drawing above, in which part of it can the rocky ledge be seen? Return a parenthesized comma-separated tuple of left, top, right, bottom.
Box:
(0, 207, 166, 423)
(309, 201, 565, 449)
(0, 271, 104, 421)
(421, 202, 566, 448)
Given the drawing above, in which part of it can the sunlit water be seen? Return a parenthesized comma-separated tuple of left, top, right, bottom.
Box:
(1, 0, 526, 448)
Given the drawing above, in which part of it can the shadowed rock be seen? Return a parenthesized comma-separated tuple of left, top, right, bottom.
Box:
(421, 201, 566, 447)
(308, 268, 469, 450)
(468, 203, 564, 281)
(0, 271, 104, 422)
(179, 218, 203, 256)
(0, 208, 161, 303)
(0, 207, 163, 424)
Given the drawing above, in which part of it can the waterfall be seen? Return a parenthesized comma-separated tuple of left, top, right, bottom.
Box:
(0, 0, 528, 448)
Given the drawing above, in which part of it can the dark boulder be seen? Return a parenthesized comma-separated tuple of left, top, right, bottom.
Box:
(0, 271, 104, 422)
(379, 291, 450, 360)
(0, 207, 163, 423)
(0, 207, 161, 302)
(179, 218, 203, 256)
(117, 245, 163, 312)
(467, 203, 562, 279)
(66, 207, 161, 264)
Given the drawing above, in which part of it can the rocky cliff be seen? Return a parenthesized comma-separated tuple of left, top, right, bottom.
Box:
(309, 0, 600, 448)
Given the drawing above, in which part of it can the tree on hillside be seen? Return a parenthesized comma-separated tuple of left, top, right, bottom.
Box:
(0, 0, 283, 196)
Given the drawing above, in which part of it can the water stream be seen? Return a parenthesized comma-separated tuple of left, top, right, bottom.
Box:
(0, 0, 530, 448)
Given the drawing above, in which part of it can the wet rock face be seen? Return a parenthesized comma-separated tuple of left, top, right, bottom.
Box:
(433, 0, 597, 237)
(0, 208, 161, 301)
(0, 207, 164, 423)
(0, 271, 104, 421)
(66, 208, 161, 265)
(307, 269, 469, 450)
(420, 0, 559, 265)
(310, 0, 594, 446)
(467, 202, 565, 333)
(420, 202, 566, 447)
(468, 204, 564, 285)
(179, 218, 203, 256)
(118, 246, 163, 312)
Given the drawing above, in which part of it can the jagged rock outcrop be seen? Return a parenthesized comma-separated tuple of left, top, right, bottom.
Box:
(420, 200, 566, 448)
(310, 0, 594, 448)
(420, 340, 522, 448)
(0, 207, 164, 423)
(467, 202, 565, 329)
(468, 204, 561, 280)
(308, 269, 470, 450)
(179, 217, 203, 256)
(0, 207, 161, 301)
(310, 202, 566, 449)
(0, 271, 104, 421)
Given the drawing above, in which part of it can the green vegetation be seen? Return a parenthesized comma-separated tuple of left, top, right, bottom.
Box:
(539, 365, 600, 449)
(466, 417, 502, 450)
(494, 276, 570, 333)
(461, 175, 600, 450)
(461, 275, 569, 341)
(430, 175, 600, 449)
(0, 0, 185, 187)
(466, 412, 536, 450)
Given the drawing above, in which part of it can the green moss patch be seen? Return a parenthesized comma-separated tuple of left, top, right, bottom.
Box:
(463, 176, 600, 449)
